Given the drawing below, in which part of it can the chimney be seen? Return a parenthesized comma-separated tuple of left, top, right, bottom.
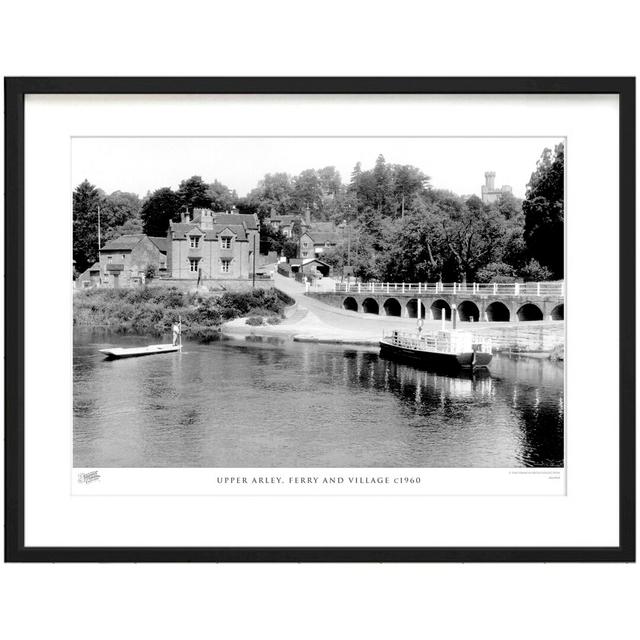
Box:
(180, 210, 185, 223)
(304, 205, 311, 226)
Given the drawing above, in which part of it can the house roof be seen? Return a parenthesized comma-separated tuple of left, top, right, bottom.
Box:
(301, 258, 331, 268)
(304, 231, 341, 244)
(214, 213, 259, 230)
(269, 214, 299, 225)
(148, 237, 169, 253)
(100, 234, 145, 251)
(308, 222, 335, 232)
(81, 261, 100, 275)
(169, 221, 248, 241)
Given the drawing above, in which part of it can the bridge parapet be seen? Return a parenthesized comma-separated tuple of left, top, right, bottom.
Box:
(306, 280, 564, 323)
(325, 281, 564, 297)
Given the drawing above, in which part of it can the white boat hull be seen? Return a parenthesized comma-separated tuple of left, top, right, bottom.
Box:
(99, 344, 180, 359)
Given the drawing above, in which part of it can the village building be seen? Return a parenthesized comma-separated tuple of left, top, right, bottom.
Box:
(299, 221, 343, 259)
(267, 211, 303, 238)
(167, 208, 260, 280)
(76, 261, 102, 288)
(481, 171, 513, 204)
(97, 234, 168, 288)
(289, 257, 331, 278)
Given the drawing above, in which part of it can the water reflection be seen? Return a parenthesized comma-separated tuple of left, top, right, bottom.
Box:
(74, 329, 564, 468)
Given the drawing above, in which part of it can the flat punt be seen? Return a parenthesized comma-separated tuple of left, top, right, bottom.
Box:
(99, 344, 180, 359)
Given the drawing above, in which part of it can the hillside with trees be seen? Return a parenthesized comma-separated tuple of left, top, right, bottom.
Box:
(73, 146, 564, 282)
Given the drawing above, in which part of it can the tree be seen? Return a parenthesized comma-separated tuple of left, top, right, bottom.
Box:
(519, 259, 553, 281)
(372, 154, 394, 214)
(317, 166, 342, 198)
(437, 193, 511, 282)
(177, 176, 211, 211)
(292, 169, 323, 212)
(100, 191, 142, 243)
(246, 173, 294, 219)
(73, 179, 104, 272)
(523, 143, 564, 278)
(141, 187, 181, 237)
(391, 164, 430, 217)
(207, 180, 236, 211)
(379, 208, 445, 282)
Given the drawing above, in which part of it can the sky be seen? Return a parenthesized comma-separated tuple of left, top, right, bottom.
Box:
(71, 137, 564, 200)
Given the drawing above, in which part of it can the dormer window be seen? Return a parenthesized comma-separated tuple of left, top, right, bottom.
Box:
(189, 235, 200, 248)
(221, 236, 232, 249)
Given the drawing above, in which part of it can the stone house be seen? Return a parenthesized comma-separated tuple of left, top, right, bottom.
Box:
(267, 212, 301, 238)
(167, 208, 260, 280)
(76, 261, 101, 288)
(299, 222, 343, 259)
(98, 234, 168, 288)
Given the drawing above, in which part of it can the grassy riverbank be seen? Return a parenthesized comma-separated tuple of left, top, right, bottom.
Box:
(73, 286, 293, 341)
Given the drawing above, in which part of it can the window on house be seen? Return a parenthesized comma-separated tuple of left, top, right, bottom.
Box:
(302, 251, 309, 257)
(302, 242, 309, 248)
(107, 256, 112, 263)
(221, 259, 231, 273)
(189, 258, 200, 272)
(189, 236, 200, 248)
(122, 254, 126, 260)
(221, 236, 232, 249)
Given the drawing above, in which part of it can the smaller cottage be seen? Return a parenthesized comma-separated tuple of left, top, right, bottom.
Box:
(290, 257, 331, 278)
(299, 222, 343, 259)
(76, 262, 101, 288)
(98, 234, 168, 288)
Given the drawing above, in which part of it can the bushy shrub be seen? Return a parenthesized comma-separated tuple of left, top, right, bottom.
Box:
(475, 262, 517, 283)
(519, 259, 553, 282)
(246, 316, 264, 326)
(74, 286, 291, 335)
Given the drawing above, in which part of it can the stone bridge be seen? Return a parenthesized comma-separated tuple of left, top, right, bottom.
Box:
(306, 281, 564, 322)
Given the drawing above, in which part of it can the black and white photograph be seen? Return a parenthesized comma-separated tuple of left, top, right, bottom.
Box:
(72, 136, 565, 471)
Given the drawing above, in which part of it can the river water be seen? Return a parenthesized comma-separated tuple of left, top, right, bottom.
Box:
(73, 329, 564, 468)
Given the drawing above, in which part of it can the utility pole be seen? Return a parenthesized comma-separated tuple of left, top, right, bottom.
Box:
(252, 232, 256, 288)
(97, 205, 102, 285)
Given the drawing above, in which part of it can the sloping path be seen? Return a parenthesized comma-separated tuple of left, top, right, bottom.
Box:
(223, 273, 425, 344)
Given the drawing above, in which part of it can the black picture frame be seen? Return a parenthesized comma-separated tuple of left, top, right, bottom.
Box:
(4, 77, 635, 563)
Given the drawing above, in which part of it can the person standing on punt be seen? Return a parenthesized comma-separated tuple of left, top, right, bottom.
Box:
(172, 322, 181, 347)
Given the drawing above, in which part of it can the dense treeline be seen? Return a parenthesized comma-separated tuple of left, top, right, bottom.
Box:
(73, 144, 564, 280)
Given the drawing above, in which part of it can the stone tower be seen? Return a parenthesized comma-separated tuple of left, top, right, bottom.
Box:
(481, 171, 512, 204)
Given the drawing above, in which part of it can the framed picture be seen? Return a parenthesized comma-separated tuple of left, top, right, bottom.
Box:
(4, 77, 635, 562)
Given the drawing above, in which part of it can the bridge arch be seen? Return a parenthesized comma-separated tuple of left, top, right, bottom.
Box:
(485, 301, 510, 322)
(343, 296, 358, 312)
(382, 297, 402, 317)
(551, 303, 564, 321)
(517, 302, 543, 321)
(406, 298, 426, 319)
(362, 297, 380, 315)
(457, 300, 480, 322)
(430, 298, 451, 320)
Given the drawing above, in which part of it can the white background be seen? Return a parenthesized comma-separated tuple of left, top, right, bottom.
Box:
(1, 1, 638, 639)
(26, 95, 606, 547)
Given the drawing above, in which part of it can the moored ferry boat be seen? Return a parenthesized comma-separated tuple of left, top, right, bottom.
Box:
(379, 329, 493, 370)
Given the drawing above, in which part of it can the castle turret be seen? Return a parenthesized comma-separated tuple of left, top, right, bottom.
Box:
(481, 171, 507, 204)
(484, 171, 496, 190)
